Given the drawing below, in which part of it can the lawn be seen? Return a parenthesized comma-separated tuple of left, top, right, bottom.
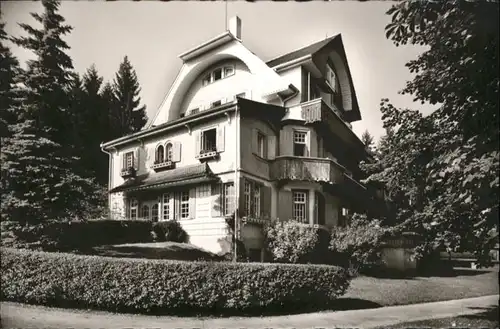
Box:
(331, 267, 499, 311)
(373, 306, 499, 329)
(86, 241, 222, 261)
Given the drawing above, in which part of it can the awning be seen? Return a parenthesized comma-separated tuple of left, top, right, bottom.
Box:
(109, 163, 219, 193)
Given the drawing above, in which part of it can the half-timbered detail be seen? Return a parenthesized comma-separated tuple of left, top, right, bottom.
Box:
(101, 16, 380, 259)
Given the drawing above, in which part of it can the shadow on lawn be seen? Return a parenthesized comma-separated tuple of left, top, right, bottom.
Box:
(417, 267, 494, 278)
(464, 305, 499, 321)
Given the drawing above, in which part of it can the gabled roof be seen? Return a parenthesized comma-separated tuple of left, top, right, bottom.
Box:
(266, 34, 339, 68)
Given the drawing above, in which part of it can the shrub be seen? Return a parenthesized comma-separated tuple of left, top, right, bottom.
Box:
(151, 221, 189, 243)
(265, 220, 331, 264)
(329, 213, 388, 273)
(0, 248, 351, 315)
(1, 219, 154, 251)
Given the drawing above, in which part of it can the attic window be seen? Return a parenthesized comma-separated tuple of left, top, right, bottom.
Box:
(211, 100, 222, 108)
(190, 108, 200, 115)
(202, 65, 235, 86)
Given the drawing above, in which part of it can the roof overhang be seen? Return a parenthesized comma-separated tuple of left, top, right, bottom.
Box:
(179, 31, 237, 62)
(101, 102, 237, 150)
(110, 163, 218, 193)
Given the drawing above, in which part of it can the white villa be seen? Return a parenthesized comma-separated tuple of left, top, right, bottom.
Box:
(100, 17, 377, 260)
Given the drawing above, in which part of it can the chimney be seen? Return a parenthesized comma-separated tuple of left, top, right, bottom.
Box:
(229, 16, 242, 40)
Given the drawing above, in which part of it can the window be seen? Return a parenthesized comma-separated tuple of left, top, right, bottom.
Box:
(201, 128, 217, 152)
(165, 142, 173, 161)
(152, 204, 159, 222)
(244, 180, 263, 218)
(155, 145, 164, 163)
(124, 151, 134, 169)
(211, 100, 222, 108)
(224, 66, 234, 77)
(244, 181, 251, 216)
(223, 182, 235, 215)
(326, 65, 337, 92)
(293, 131, 307, 157)
(253, 184, 261, 217)
(162, 193, 171, 221)
(201, 65, 235, 87)
(292, 190, 307, 223)
(140, 204, 149, 219)
(190, 108, 200, 115)
(257, 132, 266, 158)
(316, 134, 322, 158)
(130, 198, 138, 219)
(180, 191, 190, 219)
(213, 68, 222, 81)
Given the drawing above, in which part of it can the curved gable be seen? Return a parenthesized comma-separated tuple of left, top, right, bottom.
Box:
(150, 39, 290, 127)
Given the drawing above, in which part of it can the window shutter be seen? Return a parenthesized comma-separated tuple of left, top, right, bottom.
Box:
(211, 183, 223, 217)
(172, 141, 181, 162)
(133, 149, 139, 170)
(280, 128, 293, 156)
(278, 189, 293, 221)
(252, 128, 258, 154)
(195, 131, 201, 156)
(268, 135, 276, 160)
(305, 132, 310, 157)
(261, 185, 271, 219)
(217, 125, 225, 152)
(189, 188, 196, 219)
(174, 193, 180, 221)
(121, 153, 125, 170)
(238, 177, 246, 217)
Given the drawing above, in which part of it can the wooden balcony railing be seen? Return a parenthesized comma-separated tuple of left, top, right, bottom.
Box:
(270, 156, 344, 184)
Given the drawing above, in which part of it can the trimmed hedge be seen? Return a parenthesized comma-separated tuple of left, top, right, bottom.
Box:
(0, 248, 351, 315)
(2, 219, 154, 251)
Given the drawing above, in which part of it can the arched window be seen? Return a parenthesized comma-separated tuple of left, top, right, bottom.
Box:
(140, 204, 150, 220)
(155, 145, 164, 163)
(130, 198, 138, 219)
(165, 143, 173, 161)
(151, 204, 159, 222)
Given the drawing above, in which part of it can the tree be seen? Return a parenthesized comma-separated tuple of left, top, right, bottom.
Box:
(12, 0, 75, 146)
(0, 19, 22, 138)
(2, 0, 101, 223)
(361, 130, 375, 156)
(363, 0, 499, 266)
(110, 56, 147, 138)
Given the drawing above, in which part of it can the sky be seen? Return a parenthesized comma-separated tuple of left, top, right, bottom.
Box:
(2, 1, 438, 142)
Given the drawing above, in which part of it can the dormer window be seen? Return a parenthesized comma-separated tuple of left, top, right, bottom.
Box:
(211, 100, 222, 108)
(190, 108, 200, 115)
(201, 65, 235, 86)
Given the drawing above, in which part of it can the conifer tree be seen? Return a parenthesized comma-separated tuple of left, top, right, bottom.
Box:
(110, 56, 148, 137)
(0, 20, 21, 138)
(2, 0, 100, 223)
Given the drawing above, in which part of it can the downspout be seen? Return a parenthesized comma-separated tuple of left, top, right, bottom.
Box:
(100, 143, 114, 213)
(233, 104, 240, 262)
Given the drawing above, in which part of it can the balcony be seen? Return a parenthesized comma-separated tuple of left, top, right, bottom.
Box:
(297, 98, 344, 124)
(270, 156, 344, 184)
(120, 167, 136, 179)
(151, 160, 175, 172)
(195, 147, 219, 161)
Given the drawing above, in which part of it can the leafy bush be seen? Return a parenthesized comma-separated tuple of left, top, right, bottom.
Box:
(1, 219, 154, 251)
(265, 220, 331, 264)
(151, 221, 189, 243)
(329, 213, 389, 273)
(1, 248, 351, 315)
